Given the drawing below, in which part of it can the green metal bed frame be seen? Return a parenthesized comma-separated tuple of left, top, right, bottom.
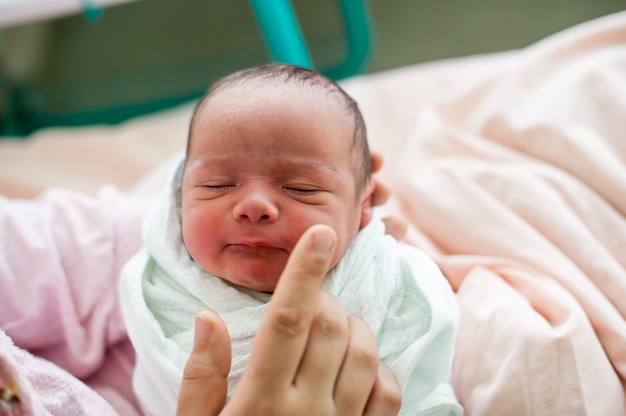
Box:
(1, 0, 374, 137)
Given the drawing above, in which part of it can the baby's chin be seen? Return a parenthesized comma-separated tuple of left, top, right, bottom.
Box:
(211, 248, 343, 293)
(216, 264, 285, 293)
(228, 277, 279, 294)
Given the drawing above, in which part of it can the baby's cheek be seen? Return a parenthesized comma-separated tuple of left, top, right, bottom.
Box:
(181, 220, 207, 261)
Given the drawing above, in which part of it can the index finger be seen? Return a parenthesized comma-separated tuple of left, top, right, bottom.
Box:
(247, 224, 337, 386)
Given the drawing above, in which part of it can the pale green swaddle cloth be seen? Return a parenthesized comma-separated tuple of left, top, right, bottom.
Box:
(120, 160, 463, 416)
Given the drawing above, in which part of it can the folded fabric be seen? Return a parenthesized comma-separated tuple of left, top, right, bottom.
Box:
(120, 159, 462, 416)
(0, 329, 124, 415)
(0, 186, 150, 415)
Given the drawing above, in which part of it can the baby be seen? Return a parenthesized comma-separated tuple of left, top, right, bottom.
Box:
(120, 63, 462, 416)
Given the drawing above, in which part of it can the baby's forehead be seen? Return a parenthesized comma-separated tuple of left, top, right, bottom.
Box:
(201, 81, 351, 130)
(216, 75, 345, 105)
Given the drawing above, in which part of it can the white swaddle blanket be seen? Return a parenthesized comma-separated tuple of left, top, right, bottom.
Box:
(120, 160, 462, 416)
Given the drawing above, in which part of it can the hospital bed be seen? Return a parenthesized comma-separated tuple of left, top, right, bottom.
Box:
(0, 0, 372, 136)
(0, 3, 625, 414)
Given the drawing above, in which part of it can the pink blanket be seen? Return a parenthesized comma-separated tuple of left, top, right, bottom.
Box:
(0, 187, 152, 414)
(1, 10, 625, 415)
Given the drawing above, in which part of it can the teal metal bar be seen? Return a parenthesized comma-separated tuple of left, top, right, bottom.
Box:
(323, 0, 374, 80)
(248, 0, 373, 80)
(248, 0, 313, 68)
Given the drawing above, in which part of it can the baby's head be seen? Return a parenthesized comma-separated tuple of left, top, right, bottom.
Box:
(181, 63, 375, 292)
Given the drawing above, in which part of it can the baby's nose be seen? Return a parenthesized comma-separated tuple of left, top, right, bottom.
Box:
(232, 187, 279, 223)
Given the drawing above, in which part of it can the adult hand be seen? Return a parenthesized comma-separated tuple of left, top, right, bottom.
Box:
(177, 225, 401, 416)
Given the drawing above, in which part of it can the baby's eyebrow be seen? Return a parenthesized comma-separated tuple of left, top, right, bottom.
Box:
(276, 159, 341, 179)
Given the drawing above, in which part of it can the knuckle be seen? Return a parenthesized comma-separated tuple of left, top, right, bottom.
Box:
(301, 251, 330, 276)
(182, 359, 203, 381)
(271, 305, 309, 336)
(348, 343, 379, 371)
(313, 292, 349, 338)
(253, 399, 277, 415)
(312, 307, 348, 339)
(375, 380, 403, 412)
(383, 387, 403, 409)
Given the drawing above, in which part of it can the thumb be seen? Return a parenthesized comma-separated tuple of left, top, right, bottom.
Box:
(177, 310, 232, 416)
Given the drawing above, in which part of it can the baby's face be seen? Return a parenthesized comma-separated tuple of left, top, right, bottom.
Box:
(181, 85, 372, 292)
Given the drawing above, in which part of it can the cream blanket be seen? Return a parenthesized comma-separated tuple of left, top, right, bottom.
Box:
(119, 160, 461, 416)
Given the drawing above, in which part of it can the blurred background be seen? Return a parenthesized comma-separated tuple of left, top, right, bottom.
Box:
(0, 0, 623, 137)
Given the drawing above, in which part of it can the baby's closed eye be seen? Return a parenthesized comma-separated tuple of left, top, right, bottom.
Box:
(204, 184, 236, 193)
(284, 187, 319, 196)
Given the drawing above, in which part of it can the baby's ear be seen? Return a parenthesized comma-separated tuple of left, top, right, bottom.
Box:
(359, 179, 376, 230)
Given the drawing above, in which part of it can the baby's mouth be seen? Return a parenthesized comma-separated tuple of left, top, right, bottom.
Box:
(227, 243, 286, 256)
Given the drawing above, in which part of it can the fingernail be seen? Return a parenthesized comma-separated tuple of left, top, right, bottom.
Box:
(194, 313, 212, 344)
(312, 228, 334, 254)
